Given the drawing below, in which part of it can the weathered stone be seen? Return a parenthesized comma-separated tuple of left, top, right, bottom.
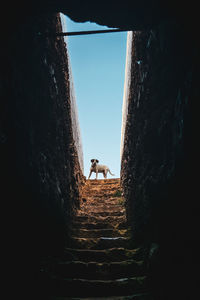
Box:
(38, 179, 148, 297)
(0, 12, 85, 297)
(120, 22, 198, 300)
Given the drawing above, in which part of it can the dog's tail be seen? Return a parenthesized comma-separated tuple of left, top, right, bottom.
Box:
(108, 169, 115, 176)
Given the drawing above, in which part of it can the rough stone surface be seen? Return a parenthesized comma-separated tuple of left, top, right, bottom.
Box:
(0, 12, 85, 296)
(120, 24, 199, 299)
(39, 179, 149, 298)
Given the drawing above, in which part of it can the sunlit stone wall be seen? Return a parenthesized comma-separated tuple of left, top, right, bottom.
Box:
(60, 13, 84, 172)
(120, 31, 133, 161)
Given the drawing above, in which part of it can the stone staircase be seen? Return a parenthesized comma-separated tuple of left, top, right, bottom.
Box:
(40, 179, 151, 299)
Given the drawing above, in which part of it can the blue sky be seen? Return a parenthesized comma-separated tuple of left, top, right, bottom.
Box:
(64, 15, 127, 178)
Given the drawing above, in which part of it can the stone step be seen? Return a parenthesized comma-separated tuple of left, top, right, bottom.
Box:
(68, 237, 134, 250)
(69, 228, 129, 238)
(83, 187, 120, 191)
(80, 202, 124, 209)
(77, 210, 125, 218)
(74, 215, 126, 224)
(81, 198, 124, 205)
(81, 195, 121, 201)
(38, 178, 150, 299)
(82, 191, 121, 198)
(82, 192, 120, 196)
(71, 220, 127, 230)
(85, 179, 120, 186)
(81, 200, 121, 205)
(77, 210, 125, 217)
(52, 259, 145, 280)
(83, 185, 121, 192)
(83, 185, 120, 190)
(63, 247, 142, 263)
(79, 205, 125, 213)
(86, 179, 120, 185)
(83, 184, 120, 188)
(43, 276, 147, 297)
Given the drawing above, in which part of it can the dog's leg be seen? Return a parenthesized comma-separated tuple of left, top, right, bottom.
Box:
(103, 171, 106, 179)
(88, 170, 92, 179)
(105, 170, 108, 179)
(96, 170, 98, 180)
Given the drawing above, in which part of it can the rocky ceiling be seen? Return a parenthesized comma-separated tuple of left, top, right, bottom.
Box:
(2, 0, 197, 37)
(56, 1, 196, 29)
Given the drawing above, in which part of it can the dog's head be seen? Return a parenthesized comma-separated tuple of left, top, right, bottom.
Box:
(91, 159, 99, 167)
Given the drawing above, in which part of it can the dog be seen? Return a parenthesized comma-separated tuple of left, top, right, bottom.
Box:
(88, 159, 115, 179)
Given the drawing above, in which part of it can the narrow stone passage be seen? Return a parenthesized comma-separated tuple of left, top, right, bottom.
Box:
(41, 179, 150, 299)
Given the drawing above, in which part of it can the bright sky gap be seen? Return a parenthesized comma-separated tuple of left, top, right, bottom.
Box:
(62, 14, 127, 178)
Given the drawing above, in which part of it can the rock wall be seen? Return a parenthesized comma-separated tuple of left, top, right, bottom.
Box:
(120, 23, 198, 299)
(120, 31, 133, 159)
(60, 13, 84, 172)
(0, 12, 85, 294)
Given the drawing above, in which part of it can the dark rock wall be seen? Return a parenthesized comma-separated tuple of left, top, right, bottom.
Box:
(0, 13, 84, 293)
(121, 23, 199, 299)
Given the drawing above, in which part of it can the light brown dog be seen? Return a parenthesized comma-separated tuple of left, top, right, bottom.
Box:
(88, 159, 115, 179)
